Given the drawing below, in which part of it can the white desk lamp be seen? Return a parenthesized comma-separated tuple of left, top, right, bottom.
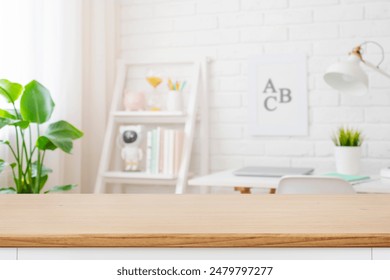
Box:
(324, 41, 390, 96)
(323, 41, 390, 179)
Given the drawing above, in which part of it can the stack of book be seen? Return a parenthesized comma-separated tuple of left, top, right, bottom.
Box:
(324, 173, 370, 184)
(145, 127, 184, 176)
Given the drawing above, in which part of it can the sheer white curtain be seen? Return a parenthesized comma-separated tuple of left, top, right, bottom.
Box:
(0, 0, 35, 83)
(0, 0, 83, 191)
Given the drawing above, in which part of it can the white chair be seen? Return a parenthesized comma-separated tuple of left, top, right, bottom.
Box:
(277, 176, 356, 194)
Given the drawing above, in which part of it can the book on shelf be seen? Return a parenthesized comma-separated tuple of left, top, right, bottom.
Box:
(146, 131, 152, 173)
(323, 172, 370, 182)
(145, 127, 184, 176)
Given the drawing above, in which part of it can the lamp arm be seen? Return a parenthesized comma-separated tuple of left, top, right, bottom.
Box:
(363, 60, 390, 80)
(360, 41, 385, 67)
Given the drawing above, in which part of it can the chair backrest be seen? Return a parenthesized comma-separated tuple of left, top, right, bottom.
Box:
(277, 176, 356, 194)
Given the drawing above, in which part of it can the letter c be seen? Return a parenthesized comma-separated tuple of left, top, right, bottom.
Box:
(264, 96, 277, 111)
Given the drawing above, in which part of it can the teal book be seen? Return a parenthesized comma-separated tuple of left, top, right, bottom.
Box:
(324, 172, 370, 182)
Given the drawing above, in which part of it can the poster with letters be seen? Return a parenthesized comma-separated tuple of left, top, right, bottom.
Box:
(249, 54, 308, 136)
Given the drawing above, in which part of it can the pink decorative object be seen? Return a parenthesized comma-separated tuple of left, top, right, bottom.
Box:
(123, 91, 146, 111)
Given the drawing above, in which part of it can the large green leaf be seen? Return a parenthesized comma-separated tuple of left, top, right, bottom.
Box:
(0, 117, 14, 129)
(36, 137, 58, 151)
(12, 120, 30, 129)
(44, 184, 76, 193)
(0, 117, 29, 129)
(31, 162, 53, 177)
(30, 174, 48, 193)
(0, 79, 23, 103)
(36, 120, 83, 153)
(0, 109, 16, 119)
(0, 187, 16, 194)
(38, 175, 48, 192)
(20, 80, 55, 124)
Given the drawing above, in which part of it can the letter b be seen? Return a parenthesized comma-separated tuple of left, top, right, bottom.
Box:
(279, 88, 292, 103)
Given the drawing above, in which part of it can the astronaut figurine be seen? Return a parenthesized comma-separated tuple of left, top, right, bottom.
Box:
(118, 125, 144, 171)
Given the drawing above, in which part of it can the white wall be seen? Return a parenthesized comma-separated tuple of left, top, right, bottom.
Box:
(117, 0, 390, 192)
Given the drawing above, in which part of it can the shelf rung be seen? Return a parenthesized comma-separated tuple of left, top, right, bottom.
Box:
(102, 172, 178, 186)
(113, 111, 185, 117)
(112, 111, 187, 124)
(103, 171, 176, 180)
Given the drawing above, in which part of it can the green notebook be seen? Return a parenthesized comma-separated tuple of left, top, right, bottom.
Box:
(324, 172, 370, 182)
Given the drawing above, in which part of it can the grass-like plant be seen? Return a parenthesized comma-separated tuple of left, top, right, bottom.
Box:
(332, 127, 363, 147)
(0, 79, 83, 194)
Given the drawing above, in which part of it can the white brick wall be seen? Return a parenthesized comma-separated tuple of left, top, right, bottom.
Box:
(241, 0, 288, 10)
(174, 15, 217, 31)
(313, 6, 364, 22)
(118, 0, 390, 191)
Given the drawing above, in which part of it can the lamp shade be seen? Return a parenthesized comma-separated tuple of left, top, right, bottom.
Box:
(323, 55, 368, 96)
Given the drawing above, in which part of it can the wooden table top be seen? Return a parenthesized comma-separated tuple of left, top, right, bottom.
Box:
(1, 194, 390, 247)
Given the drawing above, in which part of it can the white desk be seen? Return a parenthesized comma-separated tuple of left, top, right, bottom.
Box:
(188, 169, 390, 194)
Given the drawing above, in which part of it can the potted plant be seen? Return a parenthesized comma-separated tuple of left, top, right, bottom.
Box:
(0, 79, 83, 193)
(332, 127, 363, 175)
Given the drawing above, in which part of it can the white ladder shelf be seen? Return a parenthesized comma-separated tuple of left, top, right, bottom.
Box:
(94, 58, 208, 194)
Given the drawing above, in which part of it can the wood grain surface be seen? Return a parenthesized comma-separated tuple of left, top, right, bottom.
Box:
(1, 194, 390, 247)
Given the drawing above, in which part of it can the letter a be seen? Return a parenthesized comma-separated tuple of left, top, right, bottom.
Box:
(263, 79, 277, 94)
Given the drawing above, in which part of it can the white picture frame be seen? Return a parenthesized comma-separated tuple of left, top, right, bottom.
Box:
(249, 54, 308, 136)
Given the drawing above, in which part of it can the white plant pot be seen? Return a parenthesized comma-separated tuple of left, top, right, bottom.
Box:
(334, 146, 361, 175)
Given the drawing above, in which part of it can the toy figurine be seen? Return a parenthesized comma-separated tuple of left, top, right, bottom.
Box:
(118, 125, 144, 171)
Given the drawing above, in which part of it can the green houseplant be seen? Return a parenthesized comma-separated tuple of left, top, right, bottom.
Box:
(332, 127, 363, 147)
(332, 127, 363, 175)
(0, 79, 83, 193)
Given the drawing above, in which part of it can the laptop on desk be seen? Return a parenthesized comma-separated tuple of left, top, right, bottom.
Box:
(233, 166, 314, 177)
